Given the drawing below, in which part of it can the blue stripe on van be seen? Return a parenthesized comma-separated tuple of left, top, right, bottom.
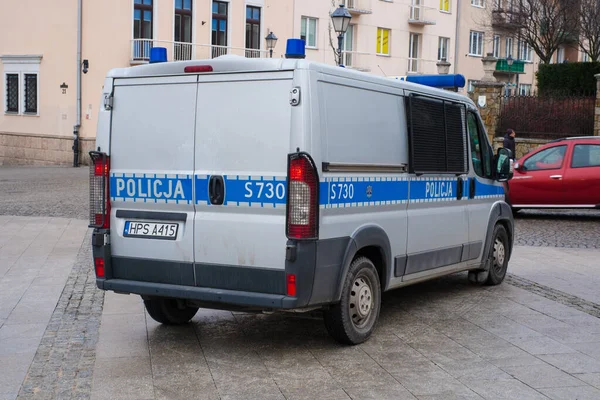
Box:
(111, 173, 504, 206)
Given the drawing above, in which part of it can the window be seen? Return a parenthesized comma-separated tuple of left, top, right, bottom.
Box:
(407, 95, 468, 174)
(246, 6, 261, 58)
(438, 37, 450, 61)
(376, 28, 390, 55)
(468, 79, 476, 93)
(411, 0, 422, 20)
(518, 40, 533, 62)
(174, 0, 192, 61)
(301, 17, 317, 48)
(343, 25, 355, 66)
(134, 0, 153, 39)
(440, 0, 450, 12)
(467, 113, 492, 178)
(519, 84, 532, 95)
(471, 0, 484, 7)
(583, 53, 591, 62)
(2, 55, 41, 116)
(469, 31, 484, 56)
(408, 33, 420, 72)
(493, 35, 500, 58)
(572, 145, 600, 168)
(505, 37, 513, 58)
(5, 74, 18, 113)
(212, 1, 228, 57)
(556, 47, 565, 63)
(523, 145, 567, 171)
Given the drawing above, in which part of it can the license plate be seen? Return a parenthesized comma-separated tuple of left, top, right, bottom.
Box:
(123, 221, 178, 240)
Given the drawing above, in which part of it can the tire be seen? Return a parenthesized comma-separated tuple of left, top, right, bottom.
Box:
(485, 224, 510, 286)
(323, 257, 381, 345)
(144, 297, 199, 325)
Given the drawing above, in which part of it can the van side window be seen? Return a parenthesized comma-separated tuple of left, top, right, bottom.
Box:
(467, 112, 493, 179)
(407, 95, 468, 174)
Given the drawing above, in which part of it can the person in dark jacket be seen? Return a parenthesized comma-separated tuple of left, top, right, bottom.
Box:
(503, 129, 516, 160)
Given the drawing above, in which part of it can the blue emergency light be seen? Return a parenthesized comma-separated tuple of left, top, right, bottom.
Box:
(285, 39, 306, 59)
(149, 47, 168, 64)
(404, 74, 466, 89)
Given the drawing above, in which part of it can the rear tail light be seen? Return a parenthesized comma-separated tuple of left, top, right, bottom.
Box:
(94, 257, 105, 278)
(286, 274, 297, 297)
(184, 65, 213, 73)
(286, 153, 319, 240)
(89, 152, 110, 229)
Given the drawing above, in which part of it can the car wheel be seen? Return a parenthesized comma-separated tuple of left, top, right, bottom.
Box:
(485, 224, 510, 286)
(144, 298, 199, 325)
(323, 257, 381, 345)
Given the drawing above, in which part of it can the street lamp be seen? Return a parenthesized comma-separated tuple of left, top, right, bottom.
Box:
(265, 32, 278, 58)
(506, 54, 514, 95)
(330, 4, 352, 66)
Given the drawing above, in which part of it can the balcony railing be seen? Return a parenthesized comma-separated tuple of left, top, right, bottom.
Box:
(491, 9, 525, 29)
(341, 51, 371, 72)
(131, 39, 269, 62)
(408, 5, 436, 25)
(341, 0, 373, 14)
(495, 58, 526, 74)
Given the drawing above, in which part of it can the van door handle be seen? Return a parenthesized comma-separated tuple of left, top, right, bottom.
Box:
(469, 178, 476, 199)
(550, 175, 562, 180)
(209, 175, 225, 205)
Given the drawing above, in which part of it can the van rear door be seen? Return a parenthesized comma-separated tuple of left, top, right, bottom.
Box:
(193, 71, 294, 294)
(109, 76, 197, 285)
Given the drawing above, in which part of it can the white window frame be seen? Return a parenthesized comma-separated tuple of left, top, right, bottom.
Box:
(519, 40, 533, 62)
(301, 16, 318, 49)
(493, 35, 500, 58)
(519, 84, 532, 95)
(583, 52, 591, 62)
(1, 55, 42, 116)
(408, 33, 420, 72)
(471, 0, 484, 7)
(376, 27, 391, 56)
(556, 46, 565, 63)
(438, 37, 450, 61)
(505, 37, 513, 58)
(469, 31, 484, 56)
(468, 80, 476, 93)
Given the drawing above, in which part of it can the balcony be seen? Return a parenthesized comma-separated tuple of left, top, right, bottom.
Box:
(341, 0, 373, 15)
(494, 58, 526, 75)
(491, 9, 525, 30)
(341, 51, 371, 72)
(408, 6, 436, 26)
(130, 39, 268, 64)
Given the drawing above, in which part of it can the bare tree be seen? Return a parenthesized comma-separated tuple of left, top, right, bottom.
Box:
(511, 0, 580, 64)
(578, 0, 600, 61)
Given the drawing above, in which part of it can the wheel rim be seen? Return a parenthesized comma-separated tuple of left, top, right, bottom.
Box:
(349, 274, 374, 328)
(493, 237, 506, 273)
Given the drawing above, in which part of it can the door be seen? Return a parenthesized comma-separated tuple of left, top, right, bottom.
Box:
(562, 143, 600, 205)
(109, 76, 197, 281)
(510, 144, 568, 205)
(404, 95, 469, 280)
(466, 111, 503, 260)
(193, 72, 294, 291)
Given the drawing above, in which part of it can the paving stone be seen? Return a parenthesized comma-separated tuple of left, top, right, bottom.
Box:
(501, 364, 585, 389)
(465, 378, 551, 400)
(539, 353, 600, 374)
(539, 385, 600, 400)
(573, 373, 600, 389)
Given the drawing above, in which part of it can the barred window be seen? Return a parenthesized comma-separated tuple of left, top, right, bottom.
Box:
(5, 73, 19, 113)
(407, 95, 468, 174)
(24, 74, 37, 114)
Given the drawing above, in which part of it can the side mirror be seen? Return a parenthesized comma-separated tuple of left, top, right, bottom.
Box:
(514, 161, 522, 171)
(495, 148, 512, 182)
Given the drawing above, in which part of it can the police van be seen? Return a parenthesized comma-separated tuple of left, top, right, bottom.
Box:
(90, 40, 513, 345)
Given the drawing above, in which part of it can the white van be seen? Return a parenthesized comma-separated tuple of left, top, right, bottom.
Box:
(90, 47, 513, 345)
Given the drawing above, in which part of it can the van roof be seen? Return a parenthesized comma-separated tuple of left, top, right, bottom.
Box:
(107, 55, 475, 107)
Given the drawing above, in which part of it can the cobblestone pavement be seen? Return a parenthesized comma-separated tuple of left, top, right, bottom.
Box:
(0, 167, 88, 220)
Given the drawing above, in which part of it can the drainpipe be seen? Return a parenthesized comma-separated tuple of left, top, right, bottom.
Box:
(73, 0, 82, 167)
(453, 0, 461, 74)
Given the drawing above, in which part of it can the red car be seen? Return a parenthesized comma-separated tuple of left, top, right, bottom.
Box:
(506, 137, 600, 211)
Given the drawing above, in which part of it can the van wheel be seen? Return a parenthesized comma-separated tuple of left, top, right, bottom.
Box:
(485, 224, 510, 286)
(144, 298, 199, 325)
(323, 257, 381, 345)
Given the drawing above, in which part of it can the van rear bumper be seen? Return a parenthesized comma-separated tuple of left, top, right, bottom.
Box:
(97, 278, 297, 309)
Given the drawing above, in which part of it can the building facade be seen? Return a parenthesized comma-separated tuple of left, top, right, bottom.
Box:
(0, 0, 585, 165)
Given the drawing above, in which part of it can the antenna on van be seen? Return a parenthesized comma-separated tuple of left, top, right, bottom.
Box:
(377, 65, 387, 77)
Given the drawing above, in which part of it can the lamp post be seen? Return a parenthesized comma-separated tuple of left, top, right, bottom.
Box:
(265, 32, 278, 58)
(506, 54, 514, 96)
(330, 4, 352, 66)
